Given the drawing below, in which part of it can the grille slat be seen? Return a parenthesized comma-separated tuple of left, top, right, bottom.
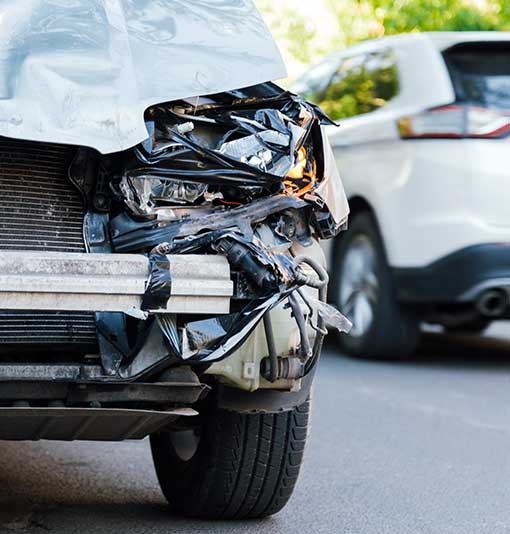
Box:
(0, 138, 98, 348)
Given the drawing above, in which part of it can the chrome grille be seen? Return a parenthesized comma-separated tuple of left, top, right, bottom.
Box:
(0, 138, 97, 348)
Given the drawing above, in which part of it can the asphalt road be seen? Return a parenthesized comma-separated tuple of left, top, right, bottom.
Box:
(2, 324, 510, 533)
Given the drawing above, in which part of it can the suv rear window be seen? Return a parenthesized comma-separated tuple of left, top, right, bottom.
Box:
(444, 42, 510, 109)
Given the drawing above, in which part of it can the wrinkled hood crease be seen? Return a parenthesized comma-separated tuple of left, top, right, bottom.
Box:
(0, 0, 286, 153)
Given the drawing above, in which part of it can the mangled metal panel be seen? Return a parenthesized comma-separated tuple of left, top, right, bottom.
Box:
(98, 88, 351, 373)
(0, 0, 285, 153)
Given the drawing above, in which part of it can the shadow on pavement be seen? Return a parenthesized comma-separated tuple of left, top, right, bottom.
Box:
(325, 322, 510, 370)
(0, 439, 278, 533)
(0, 502, 268, 533)
(409, 328, 510, 370)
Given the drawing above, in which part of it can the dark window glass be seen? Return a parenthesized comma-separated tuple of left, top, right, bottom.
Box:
(291, 55, 341, 102)
(296, 49, 399, 121)
(444, 42, 510, 109)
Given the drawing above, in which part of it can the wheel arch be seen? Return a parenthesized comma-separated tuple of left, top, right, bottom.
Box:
(331, 195, 386, 265)
(328, 195, 390, 302)
(347, 196, 375, 222)
(327, 196, 420, 359)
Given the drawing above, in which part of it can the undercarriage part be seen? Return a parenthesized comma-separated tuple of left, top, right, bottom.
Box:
(216, 370, 316, 414)
(0, 251, 232, 315)
(0, 138, 97, 350)
(0, 366, 208, 405)
(0, 380, 208, 405)
(0, 406, 196, 441)
(0, 364, 106, 382)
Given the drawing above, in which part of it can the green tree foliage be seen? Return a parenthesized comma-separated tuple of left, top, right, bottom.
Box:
(255, 0, 318, 67)
(256, 0, 510, 76)
(256, 0, 510, 120)
(369, 0, 509, 34)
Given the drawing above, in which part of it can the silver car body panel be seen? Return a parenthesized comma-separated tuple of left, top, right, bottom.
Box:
(0, 0, 286, 154)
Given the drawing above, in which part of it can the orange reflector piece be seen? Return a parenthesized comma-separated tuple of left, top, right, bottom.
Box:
(287, 147, 307, 179)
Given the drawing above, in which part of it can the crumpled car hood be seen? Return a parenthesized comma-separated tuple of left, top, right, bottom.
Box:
(0, 0, 286, 154)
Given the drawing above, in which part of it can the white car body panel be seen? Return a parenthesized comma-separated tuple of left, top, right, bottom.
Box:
(323, 32, 510, 268)
(0, 0, 286, 154)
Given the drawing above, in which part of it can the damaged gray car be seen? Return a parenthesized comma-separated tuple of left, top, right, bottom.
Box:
(0, 0, 349, 519)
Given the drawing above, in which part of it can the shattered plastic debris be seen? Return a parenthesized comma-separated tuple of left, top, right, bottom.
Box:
(157, 294, 283, 363)
(308, 296, 353, 334)
(196, 294, 282, 362)
(69, 84, 349, 374)
(105, 90, 347, 367)
(219, 130, 291, 173)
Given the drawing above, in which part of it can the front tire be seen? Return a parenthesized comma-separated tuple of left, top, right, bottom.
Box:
(150, 399, 310, 519)
(331, 211, 419, 359)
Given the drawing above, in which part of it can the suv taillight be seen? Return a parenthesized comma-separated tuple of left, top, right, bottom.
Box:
(398, 105, 510, 139)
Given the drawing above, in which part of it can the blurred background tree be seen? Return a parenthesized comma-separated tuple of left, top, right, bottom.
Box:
(255, 0, 510, 81)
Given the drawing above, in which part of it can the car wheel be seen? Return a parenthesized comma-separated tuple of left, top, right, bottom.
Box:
(332, 211, 419, 359)
(150, 398, 310, 519)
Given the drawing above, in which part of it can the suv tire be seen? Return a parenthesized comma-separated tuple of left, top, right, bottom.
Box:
(331, 211, 419, 359)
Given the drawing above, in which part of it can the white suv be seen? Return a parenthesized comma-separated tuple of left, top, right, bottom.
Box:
(293, 32, 510, 359)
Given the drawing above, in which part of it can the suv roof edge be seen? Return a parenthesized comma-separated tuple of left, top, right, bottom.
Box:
(327, 31, 510, 59)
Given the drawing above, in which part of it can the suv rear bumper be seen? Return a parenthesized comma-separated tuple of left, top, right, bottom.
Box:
(393, 243, 510, 303)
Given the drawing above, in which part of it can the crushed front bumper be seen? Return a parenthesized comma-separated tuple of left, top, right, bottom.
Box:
(0, 251, 233, 316)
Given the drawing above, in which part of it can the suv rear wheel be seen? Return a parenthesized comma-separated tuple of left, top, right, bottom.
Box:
(150, 398, 310, 519)
(332, 211, 419, 359)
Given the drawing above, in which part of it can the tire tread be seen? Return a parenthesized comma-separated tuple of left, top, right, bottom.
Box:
(151, 400, 310, 519)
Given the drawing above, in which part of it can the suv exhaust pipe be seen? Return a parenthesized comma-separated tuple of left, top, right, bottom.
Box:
(476, 289, 508, 318)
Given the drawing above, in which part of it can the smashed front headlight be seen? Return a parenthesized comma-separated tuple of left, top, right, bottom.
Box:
(113, 89, 343, 230)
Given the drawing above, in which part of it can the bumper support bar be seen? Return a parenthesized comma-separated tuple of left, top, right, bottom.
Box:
(0, 251, 232, 315)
